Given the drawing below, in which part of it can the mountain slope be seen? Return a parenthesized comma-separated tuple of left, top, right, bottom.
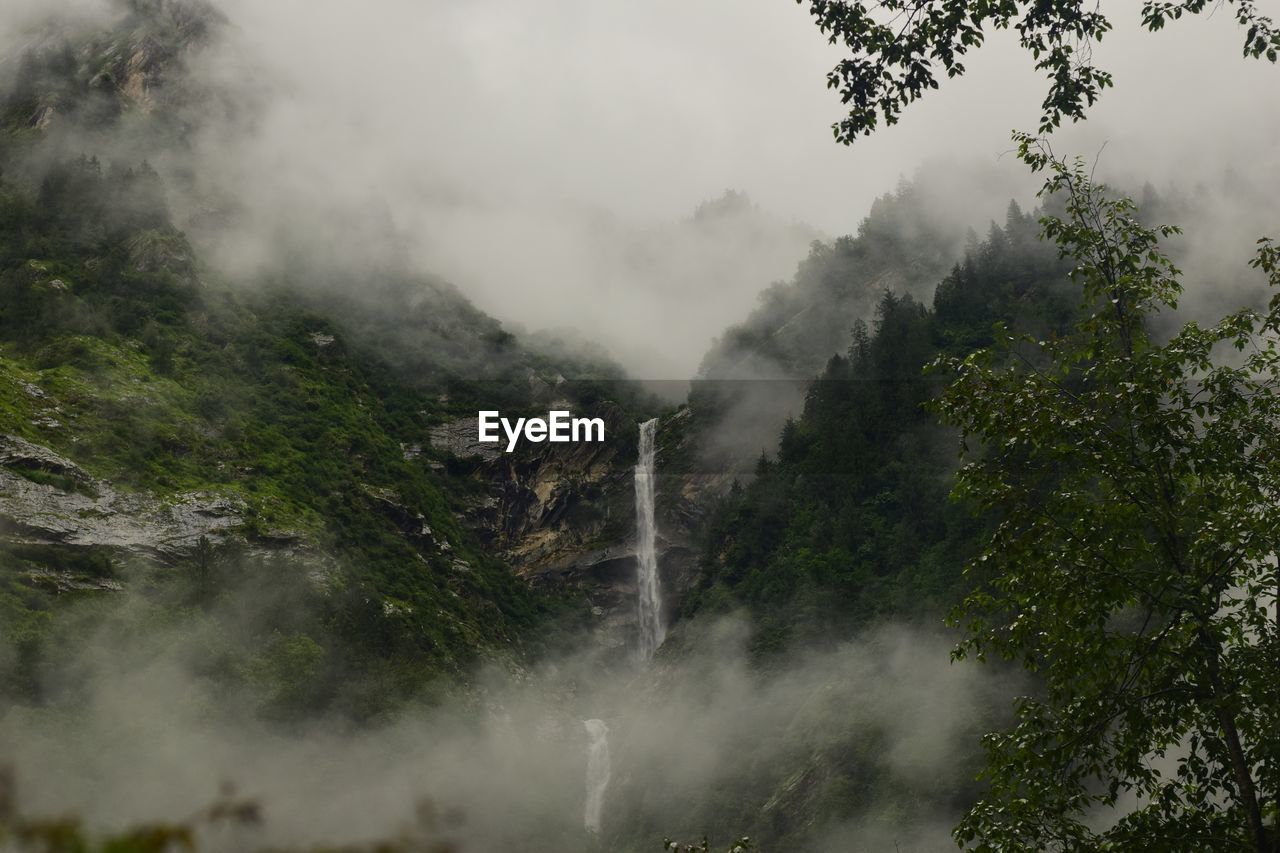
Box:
(688, 203, 1071, 649)
(0, 2, 663, 717)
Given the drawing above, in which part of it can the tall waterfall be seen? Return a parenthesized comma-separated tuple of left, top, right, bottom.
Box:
(583, 718, 611, 834)
(635, 418, 665, 660)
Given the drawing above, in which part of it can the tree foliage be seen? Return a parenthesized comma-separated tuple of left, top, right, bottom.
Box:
(932, 140, 1280, 850)
(799, 0, 1280, 142)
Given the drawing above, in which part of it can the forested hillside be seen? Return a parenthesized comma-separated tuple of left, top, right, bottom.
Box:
(698, 180, 964, 382)
(689, 203, 1073, 650)
(0, 11, 654, 722)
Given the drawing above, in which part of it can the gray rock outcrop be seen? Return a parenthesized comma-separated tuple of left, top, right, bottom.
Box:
(0, 433, 245, 563)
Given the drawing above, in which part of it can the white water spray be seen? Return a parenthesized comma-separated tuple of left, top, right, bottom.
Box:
(635, 418, 665, 660)
(583, 718, 611, 834)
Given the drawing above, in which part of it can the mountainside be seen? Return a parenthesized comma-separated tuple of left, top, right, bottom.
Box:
(0, 2, 673, 720)
(680, 178, 985, 479)
(0, 167, 546, 710)
(697, 179, 967, 382)
(689, 204, 1072, 650)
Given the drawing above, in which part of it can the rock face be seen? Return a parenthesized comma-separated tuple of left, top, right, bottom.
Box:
(428, 416, 503, 462)
(432, 407, 722, 662)
(1, 399, 723, 660)
(0, 433, 244, 563)
(102, 1, 224, 114)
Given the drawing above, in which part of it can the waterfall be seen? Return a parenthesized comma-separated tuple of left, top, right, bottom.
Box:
(583, 718, 611, 834)
(577, 422, 658, 836)
(634, 418, 665, 661)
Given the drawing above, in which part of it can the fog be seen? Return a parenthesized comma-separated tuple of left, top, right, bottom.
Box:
(0, 589, 1015, 851)
(183, 0, 1279, 379)
(3, 0, 1277, 378)
(189, 0, 1279, 232)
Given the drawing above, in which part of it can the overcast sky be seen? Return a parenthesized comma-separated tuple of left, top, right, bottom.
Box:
(7, 0, 1278, 376)
(204, 0, 1279, 229)
(190, 0, 1278, 375)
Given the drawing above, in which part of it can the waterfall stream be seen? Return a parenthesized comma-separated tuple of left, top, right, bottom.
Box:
(634, 418, 665, 661)
(579, 420, 664, 835)
(583, 718, 611, 834)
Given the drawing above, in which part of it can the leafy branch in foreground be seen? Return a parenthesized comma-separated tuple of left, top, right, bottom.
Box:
(931, 138, 1280, 850)
(799, 0, 1280, 142)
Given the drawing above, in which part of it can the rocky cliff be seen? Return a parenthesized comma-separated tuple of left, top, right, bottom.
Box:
(431, 405, 721, 662)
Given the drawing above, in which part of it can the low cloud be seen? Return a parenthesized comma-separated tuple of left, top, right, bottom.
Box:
(0, 582, 1018, 852)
